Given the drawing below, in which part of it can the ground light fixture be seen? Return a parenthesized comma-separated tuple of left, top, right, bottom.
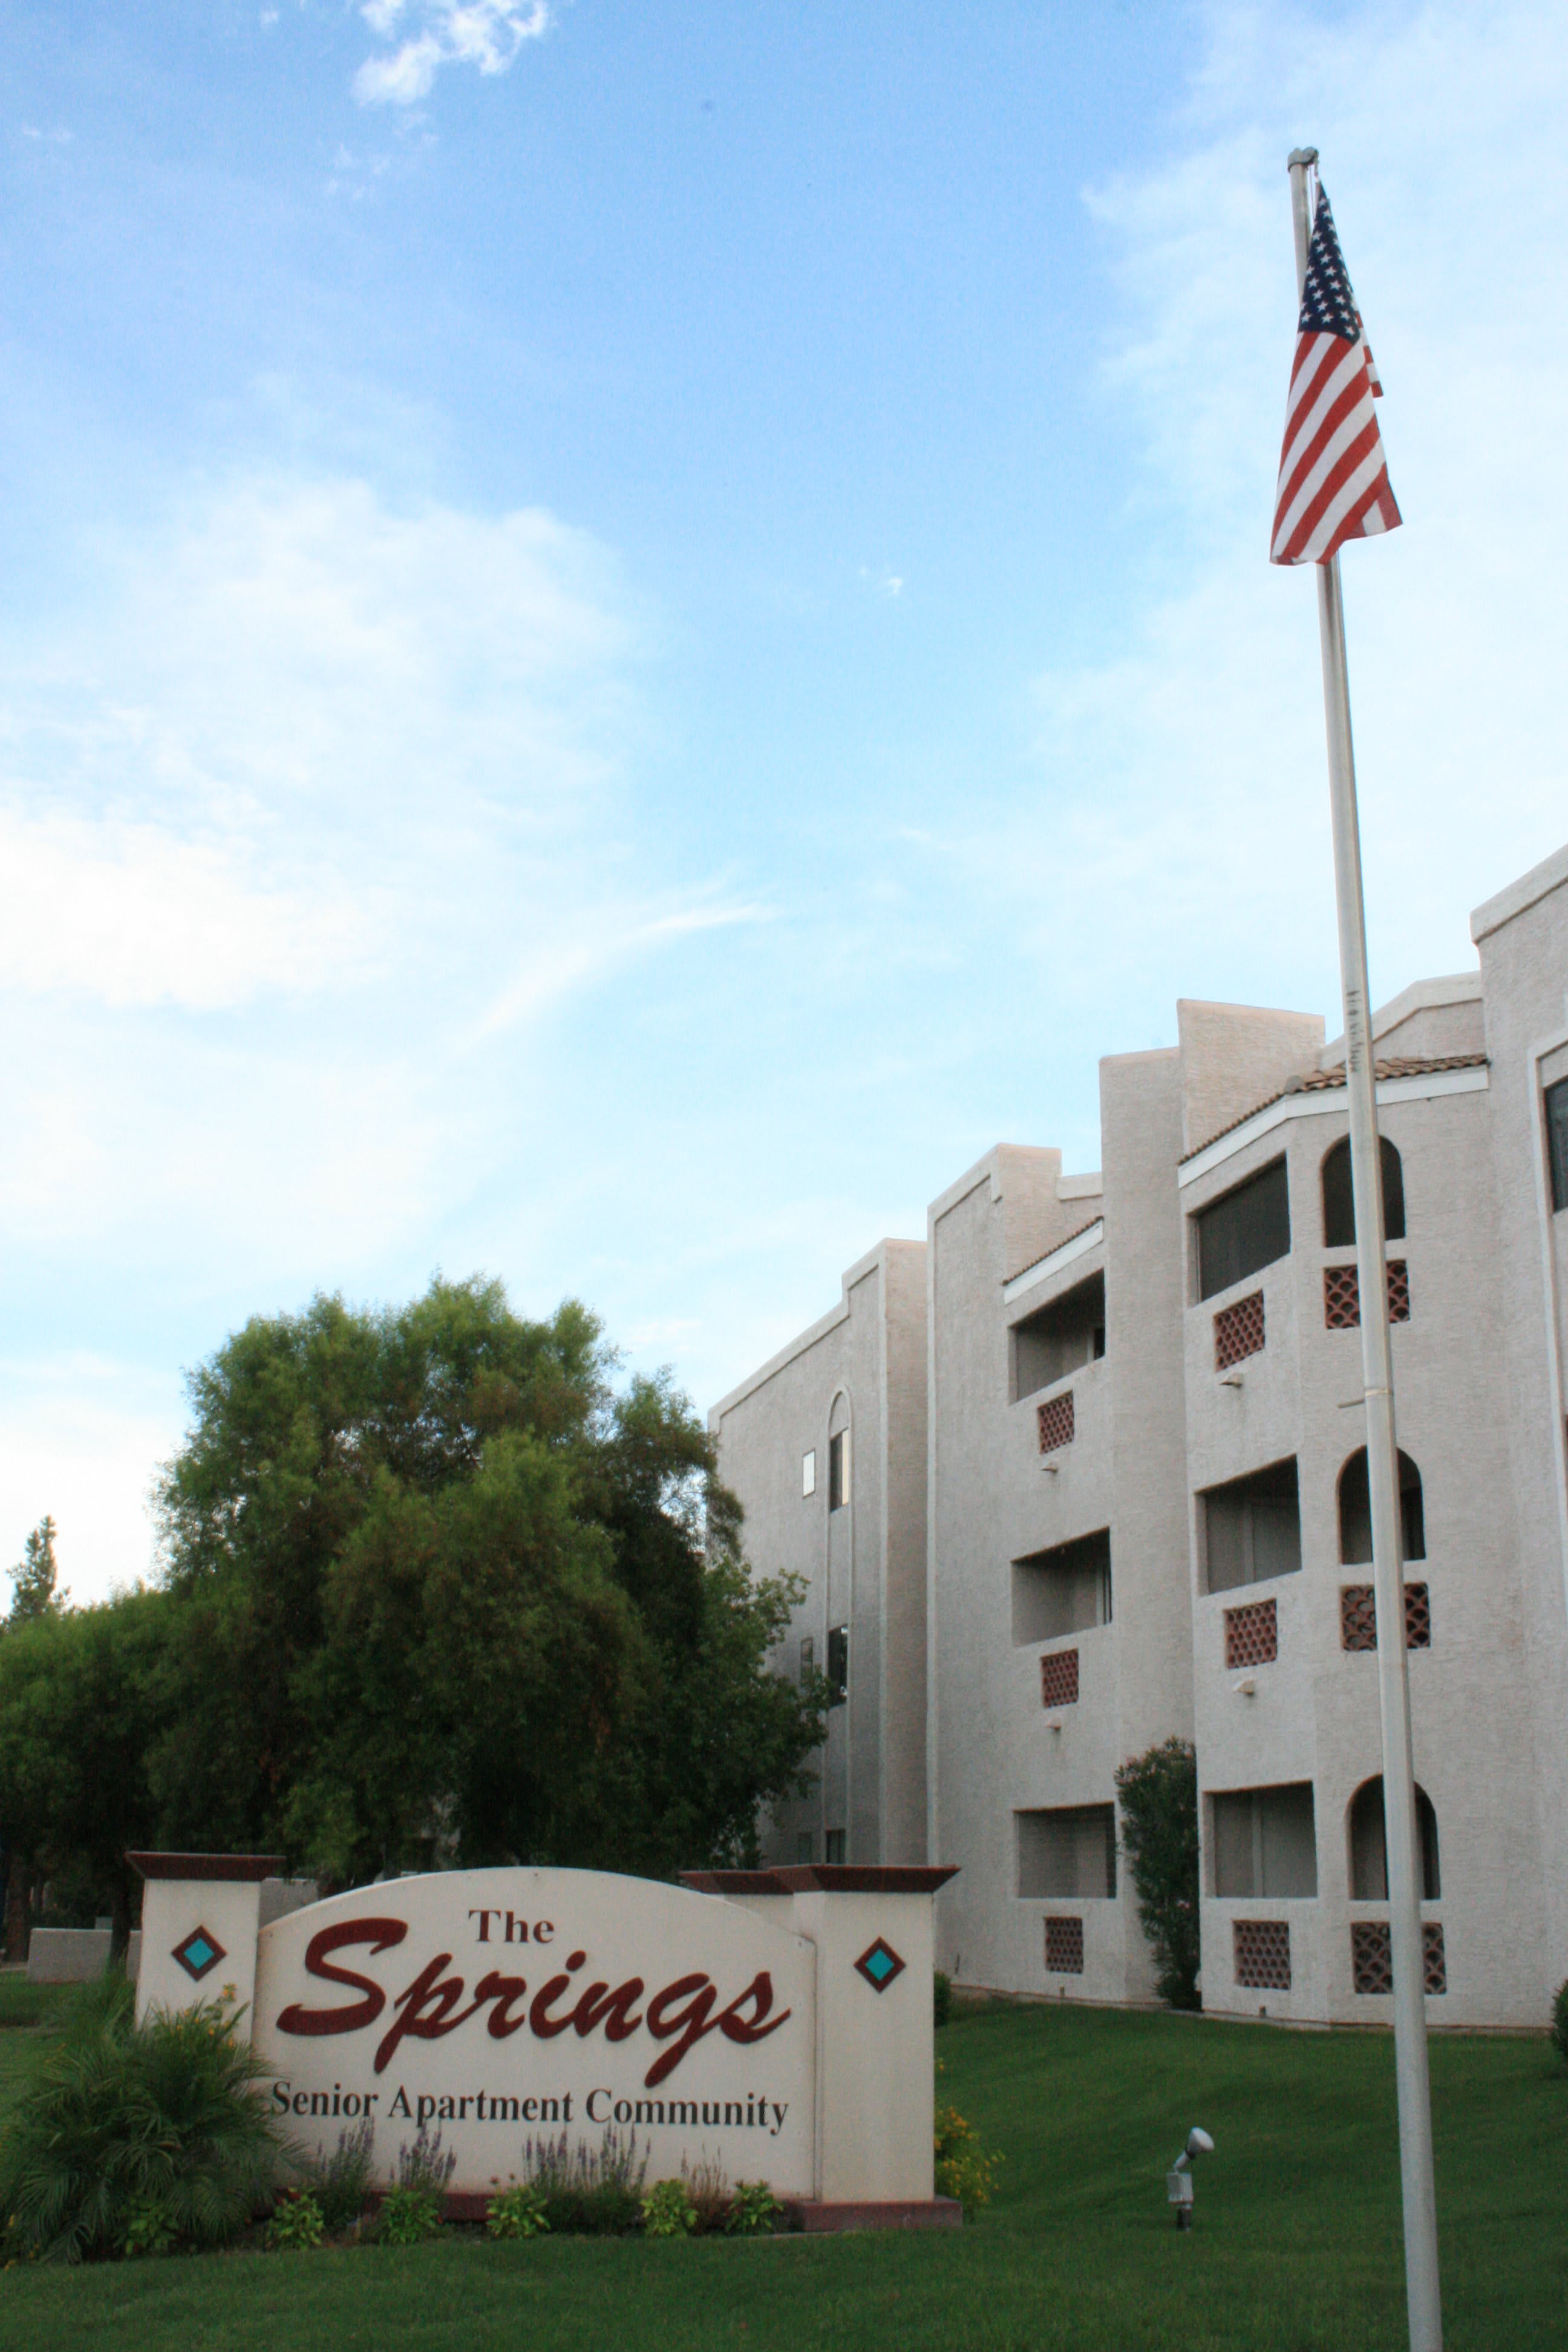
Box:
(1166, 2127, 1214, 2230)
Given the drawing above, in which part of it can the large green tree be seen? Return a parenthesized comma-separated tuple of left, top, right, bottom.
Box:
(151, 1275, 821, 1886)
(0, 1592, 168, 1954)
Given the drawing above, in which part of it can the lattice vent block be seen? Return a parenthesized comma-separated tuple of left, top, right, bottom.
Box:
(1340, 1584, 1431, 1651)
(1037, 1391, 1076, 1454)
(1039, 1648, 1080, 1708)
(1324, 1261, 1411, 1329)
(1233, 1919, 1291, 1990)
(1044, 1916, 1084, 1975)
(1423, 1922, 1446, 1996)
(1214, 1291, 1266, 1370)
(1224, 1596, 1278, 1670)
(1351, 1920, 1446, 1996)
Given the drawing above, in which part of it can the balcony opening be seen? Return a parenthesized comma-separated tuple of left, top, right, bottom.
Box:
(1547, 1077, 1568, 1214)
(1321, 1134, 1406, 1247)
(1016, 1804, 1117, 1900)
(828, 1426, 849, 1512)
(825, 1623, 849, 1707)
(1199, 1458, 1301, 1593)
(1011, 1271, 1106, 1403)
(1012, 1528, 1112, 1644)
(1348, 1776, 1440, 1901)
(1338, 1448, 1425, 1564)
(1194, 1157, 1290, 1301)
(1210, 1782, 1318, 1898)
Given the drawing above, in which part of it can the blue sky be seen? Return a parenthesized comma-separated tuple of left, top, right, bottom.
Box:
(4, 2, 1566, 1599)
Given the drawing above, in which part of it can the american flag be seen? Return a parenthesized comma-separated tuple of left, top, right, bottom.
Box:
(1270, 186, 1401, 566)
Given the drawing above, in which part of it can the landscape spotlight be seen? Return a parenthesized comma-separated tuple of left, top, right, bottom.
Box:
(1166, 2126, 1214, 2231)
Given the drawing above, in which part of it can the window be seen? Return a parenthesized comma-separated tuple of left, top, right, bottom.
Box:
(802, 1449, 817, 1498)
(1348, 1777, 1440, 1901)
(1321, 1134, 1406, 1247)
(828, 1428, 849, 1511)
(1210, 1783, 1318, 1898)
(1011, 1529, 1112, 1644)
(799, 1634, 815, 1687)
(825, 1829, 846, 1864)
(1200, 1459, 1301, 1593)
(1338, 1448, 1425, 1564)
(826, 1623, 849, 1706)
(1195, 1158, 1290, 1301)
(1011, 1272, 1106, 1402)
(1547, 1079, 1568, 1214)
(1016, 1805, 1117, 1900)
(795, 1831, 814, 1864)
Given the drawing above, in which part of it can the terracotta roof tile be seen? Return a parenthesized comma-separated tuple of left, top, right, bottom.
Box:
(1180, 1053, 1489, 1165)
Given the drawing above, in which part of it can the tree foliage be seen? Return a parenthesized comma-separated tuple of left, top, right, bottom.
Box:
(0, 1278, 823, 1907)
(8, 1515, 64, 1622)
(1114, 1736, 1201, 2010)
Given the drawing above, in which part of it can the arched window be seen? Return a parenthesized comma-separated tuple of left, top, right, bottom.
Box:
(1321, 1134, 1405, 1248)
(1339, 1448, 1425, 1563)
(1348, 1777, 1440, 1900)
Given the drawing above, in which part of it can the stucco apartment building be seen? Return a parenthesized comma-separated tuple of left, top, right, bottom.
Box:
(710, 838, 1568, 2029)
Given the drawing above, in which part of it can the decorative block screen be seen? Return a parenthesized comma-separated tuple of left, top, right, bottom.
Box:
(1037, 1391, 1076, 1454)
(1039, 1648, 1080, 1708)
(1233, 1919, 1291, 1990)
(1351, 1921, 1447, 1996)
(1324, 1260, 1411, 1330)
(1214, 1291, 1266, 1370)
(1224, 1596, 1278, 1670)
(1340, 1583, 1431, 1652)
(1044, 1916, 1085, 1975)
(1424, 1922, 1447, 1995)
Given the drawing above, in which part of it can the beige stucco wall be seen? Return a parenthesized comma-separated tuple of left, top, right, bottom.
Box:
(712, 841, 1568, 2029)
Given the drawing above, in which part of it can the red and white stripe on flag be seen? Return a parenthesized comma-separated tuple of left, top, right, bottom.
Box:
(1270, 329, 1400, 566)
(1270, 184, 1400, 566)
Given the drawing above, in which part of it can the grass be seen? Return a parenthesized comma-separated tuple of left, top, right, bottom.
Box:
(2, 1996, 1565, 2350)
(0, 1975, 66, 2031)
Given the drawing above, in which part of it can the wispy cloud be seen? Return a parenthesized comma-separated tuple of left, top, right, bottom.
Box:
(354, 0, 550, 108)
(945, 0, 1568, 1018)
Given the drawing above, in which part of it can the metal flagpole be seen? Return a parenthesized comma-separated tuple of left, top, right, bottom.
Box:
(1287, 146, 1443, 2352)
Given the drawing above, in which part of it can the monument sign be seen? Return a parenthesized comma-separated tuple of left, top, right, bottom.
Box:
(129, 1853, 958, 2226)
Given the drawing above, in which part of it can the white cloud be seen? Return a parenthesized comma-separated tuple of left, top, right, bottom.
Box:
(0, 813, 374, 1009)
(354, 1, 550, 108)
(0, 1359, 183, 1609)
(952, 0, 1568, 1022)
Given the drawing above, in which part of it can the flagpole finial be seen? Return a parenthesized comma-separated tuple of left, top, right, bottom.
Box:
(1287, 147, 1319, 169)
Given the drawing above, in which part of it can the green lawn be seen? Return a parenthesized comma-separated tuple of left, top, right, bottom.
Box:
(2, 1998, 1564, 2351)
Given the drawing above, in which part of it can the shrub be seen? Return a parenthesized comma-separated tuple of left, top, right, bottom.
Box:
(681, 2155, 731, 2234)
(485, 2181, 551, 2239)
(934, 2103, 1001, 2216)
(642, 2178, 697, 2237)
(266, 2188, 326, 2252)
(376, 2184, 441, 2246)
(1552, 1979, 1568, 2065)
(374, 2122, 456, 2245)
(120, 2200, 177, 2259)
(933, 1970, 953, 2029)
(521, 2126, 648, 2235)
(0, 1976, 284, 2264)
(725, 2180, 782, 2236)
(1114, 1736, 1201, 2010)
(298, 2118, 376, 2233)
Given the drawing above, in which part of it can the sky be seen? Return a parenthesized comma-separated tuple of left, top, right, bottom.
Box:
(3, 1, 1566, 1604)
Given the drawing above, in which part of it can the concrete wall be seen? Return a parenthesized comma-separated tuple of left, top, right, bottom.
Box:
(711, 1240, 928, 1866)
